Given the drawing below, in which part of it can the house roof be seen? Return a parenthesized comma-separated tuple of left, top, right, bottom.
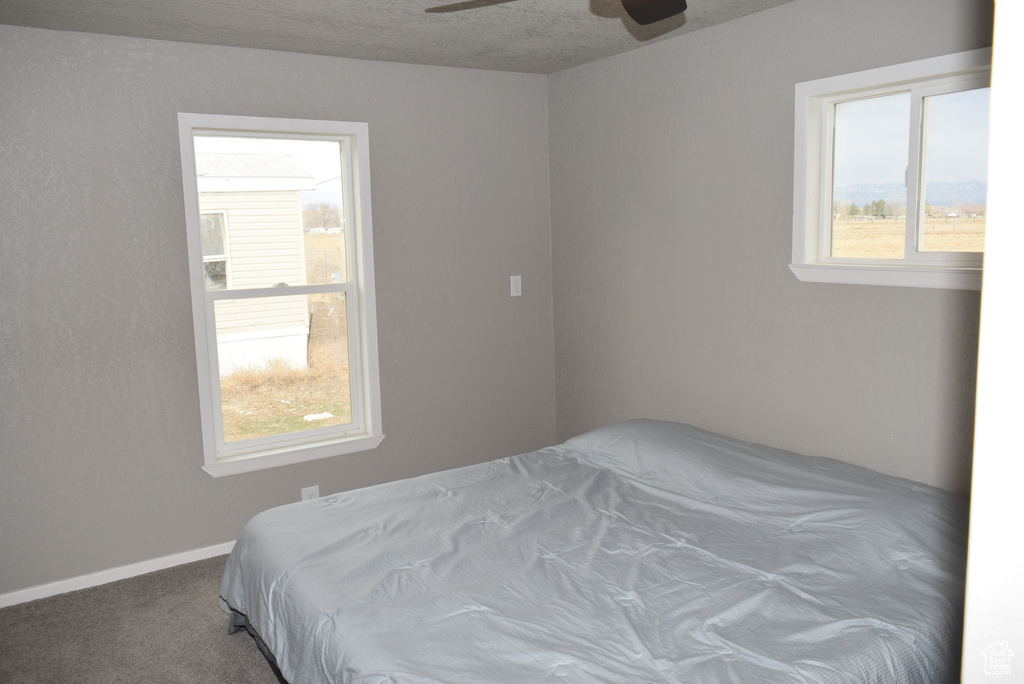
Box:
(196, 153, 316, 194)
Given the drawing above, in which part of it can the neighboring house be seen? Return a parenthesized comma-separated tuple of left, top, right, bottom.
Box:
(196, 153, 315, 377)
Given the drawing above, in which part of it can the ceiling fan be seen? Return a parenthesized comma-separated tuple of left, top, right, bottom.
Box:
(425, 0, 687, 26)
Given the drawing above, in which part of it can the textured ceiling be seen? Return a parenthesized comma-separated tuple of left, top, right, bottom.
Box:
(0, 0, 796, 73)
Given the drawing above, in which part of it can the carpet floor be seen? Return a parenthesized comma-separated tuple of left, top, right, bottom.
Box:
(0, 555, 283, 683)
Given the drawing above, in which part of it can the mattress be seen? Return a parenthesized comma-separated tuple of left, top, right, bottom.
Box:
(219, 419, 969, 683)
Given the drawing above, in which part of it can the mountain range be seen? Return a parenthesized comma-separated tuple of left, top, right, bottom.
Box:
(834, 181, 988, 209)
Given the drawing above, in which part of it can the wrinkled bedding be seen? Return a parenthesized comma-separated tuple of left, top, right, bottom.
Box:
(219, 420, 969, 683)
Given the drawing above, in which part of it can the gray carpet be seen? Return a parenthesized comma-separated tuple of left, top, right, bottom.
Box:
(0, 555, 283, 683)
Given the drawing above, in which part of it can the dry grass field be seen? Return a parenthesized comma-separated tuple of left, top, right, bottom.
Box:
(218, 231, 352, 443)
(831, 215, 986, 259)
(304, 231, 349, 283)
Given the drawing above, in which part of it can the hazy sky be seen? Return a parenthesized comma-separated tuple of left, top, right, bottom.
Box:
(832, 87, 990, 188)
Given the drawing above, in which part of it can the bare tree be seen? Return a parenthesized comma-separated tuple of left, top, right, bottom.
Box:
(303, 203, 342, 231)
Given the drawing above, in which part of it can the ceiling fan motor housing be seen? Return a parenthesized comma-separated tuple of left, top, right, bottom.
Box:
(622, 0, 688, 25)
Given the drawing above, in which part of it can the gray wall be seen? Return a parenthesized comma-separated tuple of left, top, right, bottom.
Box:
(0, 26, 555, 594)
(549, 0, 993, 496)
(0, 0, 995, 596)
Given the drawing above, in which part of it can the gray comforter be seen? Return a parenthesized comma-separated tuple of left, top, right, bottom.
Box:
(220, 419, 969, 683)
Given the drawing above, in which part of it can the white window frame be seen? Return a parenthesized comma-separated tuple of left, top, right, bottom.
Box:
(178, 113, 384, 477)
(791, 48, 991, 289)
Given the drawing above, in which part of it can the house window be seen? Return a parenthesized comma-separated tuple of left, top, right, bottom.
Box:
(791, 48, 991, 289)
(200, 212, 229, 290)
(178, 113, 383, 476)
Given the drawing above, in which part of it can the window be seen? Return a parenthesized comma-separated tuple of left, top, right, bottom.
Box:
(200, 212, 229, 290)
(178, 113, 383, 476)
(791, 49, 991, 289)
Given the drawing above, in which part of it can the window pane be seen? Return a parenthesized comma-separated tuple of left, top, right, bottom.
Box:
(919, 88, 989, 253)
(830, 93, 910, 260)
(203, 260, 227, 290)
(215, 293, 352, 443)
(200, 214, 226, 257)
(193, 136, 349, 289)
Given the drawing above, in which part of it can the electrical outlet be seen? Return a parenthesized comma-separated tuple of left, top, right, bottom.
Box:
(510, 275, 522, 297)
(301, 485, 319, 501)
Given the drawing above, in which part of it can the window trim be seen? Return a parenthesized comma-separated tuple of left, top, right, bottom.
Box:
(791, 48, 991, 289)
(178, 113, 384, 477)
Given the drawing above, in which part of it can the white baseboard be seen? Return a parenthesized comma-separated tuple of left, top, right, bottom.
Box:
(0, 541, 236, 609)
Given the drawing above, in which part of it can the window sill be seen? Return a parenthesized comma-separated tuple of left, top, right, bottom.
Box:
(202, 432, 385, 477)
(789, 263, 981, 290)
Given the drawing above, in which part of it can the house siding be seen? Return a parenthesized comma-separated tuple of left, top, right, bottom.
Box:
(200, 189, 310, 373)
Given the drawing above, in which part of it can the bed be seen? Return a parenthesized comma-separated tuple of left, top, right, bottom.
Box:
(219, 419, 969, 683)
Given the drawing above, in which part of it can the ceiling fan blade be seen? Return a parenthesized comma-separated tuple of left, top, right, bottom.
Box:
(621, 0, 688, 25)
(425, 0, 520, 13)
